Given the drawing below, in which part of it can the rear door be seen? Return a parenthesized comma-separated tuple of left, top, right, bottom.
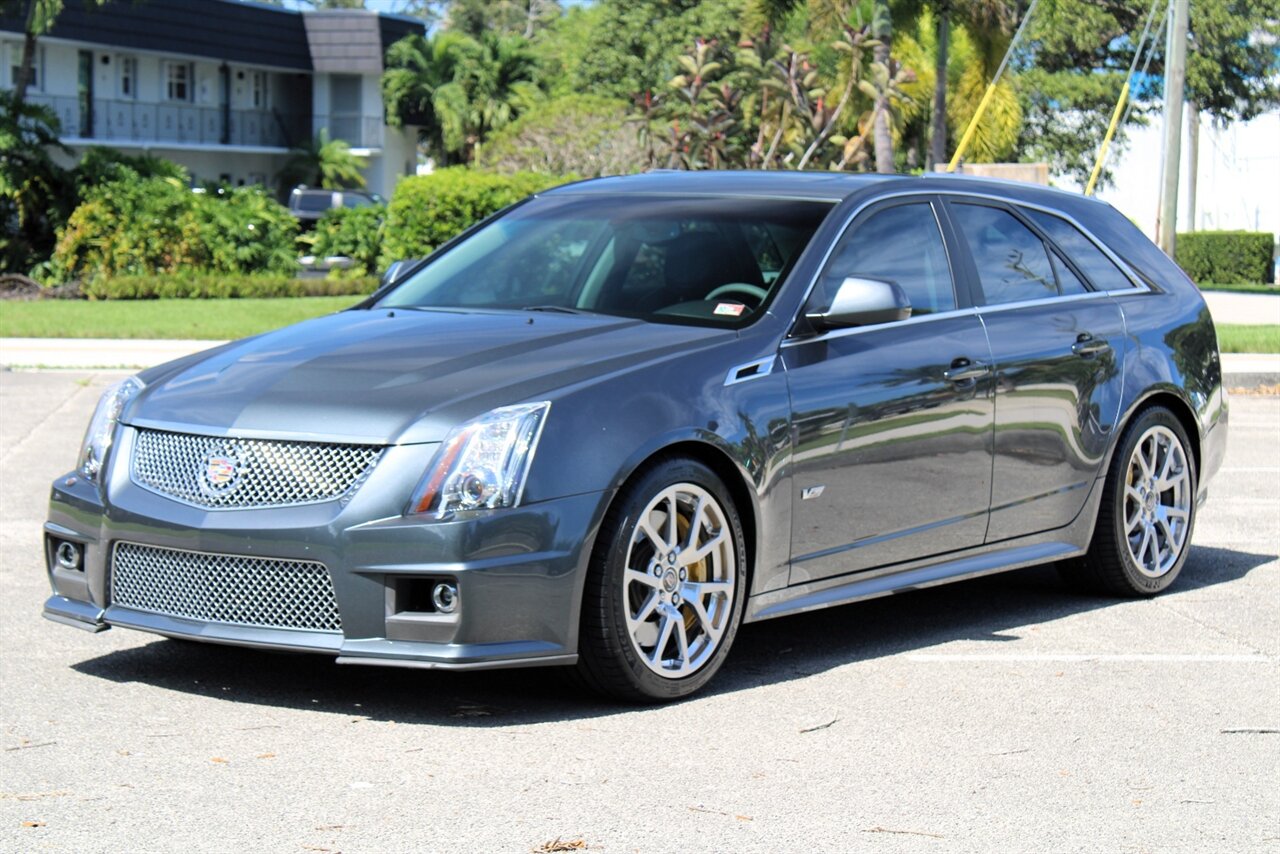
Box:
(783, 196, 996, 584)
(942, 197, 1126, 543)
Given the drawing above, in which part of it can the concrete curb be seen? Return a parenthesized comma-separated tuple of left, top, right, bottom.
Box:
(1221, 354, 1280, 390)
(2, 338, 1278, 389)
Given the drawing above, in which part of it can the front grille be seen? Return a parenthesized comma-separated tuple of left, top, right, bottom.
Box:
(131, 428, 382, 510)
(111, 542, 342, 633)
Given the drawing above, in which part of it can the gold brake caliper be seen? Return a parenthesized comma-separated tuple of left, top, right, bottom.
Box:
(676, 513, 708, 635)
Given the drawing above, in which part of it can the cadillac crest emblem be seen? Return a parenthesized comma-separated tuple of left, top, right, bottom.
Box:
(199, 446, 242, 495)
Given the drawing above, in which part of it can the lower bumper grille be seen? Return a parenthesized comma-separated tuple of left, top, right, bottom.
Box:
(110, 542, 342, 633)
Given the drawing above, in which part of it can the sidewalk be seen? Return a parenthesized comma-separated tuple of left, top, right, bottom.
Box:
(2, 337, 1276, 388)
(1202, 290, 1280, 326)
(0, 337, 225, 370)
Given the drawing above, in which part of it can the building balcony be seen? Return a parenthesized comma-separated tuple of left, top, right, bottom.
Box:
(28, 93, 310, 151)
(323, 113, 385, 151)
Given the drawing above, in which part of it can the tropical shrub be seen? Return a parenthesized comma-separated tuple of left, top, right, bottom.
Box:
(1176, 231, 1275, 285)
(51, 178, 299, 281)
(477, 95, 644, 177)
(1, 90, 72, 274)
(379, 168, 570, 266)
(52, 177, 198, 280)
(188, 187, 300, 275)
(73, 146, 188, 199)
(312, 204, 387, 275)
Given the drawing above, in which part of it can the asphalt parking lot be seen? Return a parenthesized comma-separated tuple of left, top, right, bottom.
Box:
(1, 371, 1277, 853)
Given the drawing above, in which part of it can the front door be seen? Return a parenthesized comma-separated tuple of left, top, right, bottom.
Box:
(784, 198, 996, 585)
(943, 198, 1126, 542)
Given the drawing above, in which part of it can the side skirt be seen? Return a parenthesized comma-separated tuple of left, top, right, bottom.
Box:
(745, 476, 1103, 623)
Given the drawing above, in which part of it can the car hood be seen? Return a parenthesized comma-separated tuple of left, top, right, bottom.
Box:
(129, 308, 732, 445)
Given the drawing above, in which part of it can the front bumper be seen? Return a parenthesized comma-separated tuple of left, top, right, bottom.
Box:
(43, 429, 610, 671)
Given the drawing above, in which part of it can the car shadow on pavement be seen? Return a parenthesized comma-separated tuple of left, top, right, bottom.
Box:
(70, 544, 1274, 724)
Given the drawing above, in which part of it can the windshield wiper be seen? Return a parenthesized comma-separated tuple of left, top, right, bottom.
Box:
(521, 305, 590, 315)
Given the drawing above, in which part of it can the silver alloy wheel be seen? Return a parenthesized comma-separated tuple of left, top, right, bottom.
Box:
(623, 483, 736, 678)
(1123, 425, 1192, 578)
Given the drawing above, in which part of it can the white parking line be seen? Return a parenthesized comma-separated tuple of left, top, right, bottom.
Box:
(907, 653, 1274, 663)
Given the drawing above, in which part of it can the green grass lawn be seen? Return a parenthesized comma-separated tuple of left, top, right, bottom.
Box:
(1217, 324, 1280, 354)
(2, 298, 1277, 354)
(0, 296, 360, 340)
(1199, 282, 1280, 294)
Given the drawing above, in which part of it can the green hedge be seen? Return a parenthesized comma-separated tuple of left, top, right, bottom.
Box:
(1176, 231, 1275, 285)
(81, 274, 378, 300)
(312, 204, 386, 275)
(379, 167, 571, 268)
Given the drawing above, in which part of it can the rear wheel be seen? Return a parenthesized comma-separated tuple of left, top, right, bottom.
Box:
(1061, 406, 1197, 596)
(576, 458, 746, 702)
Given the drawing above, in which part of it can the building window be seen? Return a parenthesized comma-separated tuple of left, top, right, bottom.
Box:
(164, 61, 192, 102)
(251, 71, 267, 109)
(119, 56, 137, 99)
(9, 43, 43, 91)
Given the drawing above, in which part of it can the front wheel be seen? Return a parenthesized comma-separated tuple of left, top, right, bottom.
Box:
(1061, 406, 1197, 596)
(576, 458, 747, 702)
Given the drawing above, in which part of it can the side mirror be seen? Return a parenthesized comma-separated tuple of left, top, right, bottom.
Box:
(805, 276, 911, 330)
(381, 258, 422, 288)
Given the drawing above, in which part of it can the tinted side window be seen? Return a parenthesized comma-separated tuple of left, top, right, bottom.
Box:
(1050, 251, 1090, 295)
(1023, 208, 1134, 290)
(819, 202, 955, 315)
(953, 204, 1056, 305)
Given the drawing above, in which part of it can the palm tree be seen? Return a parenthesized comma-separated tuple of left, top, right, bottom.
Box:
(895, 15, 1021, 167)
(929, 0, 951, 168)
(382, 31, 540, 163)
(870, 0, 895, 172)
(383, 31, 474, 164)
(459, 32, 542, 158)
(920, 0, 1017, 168)
(276, 129, 367, 194)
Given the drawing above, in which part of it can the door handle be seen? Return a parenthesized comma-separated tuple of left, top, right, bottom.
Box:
(1071, 334, 1112, 357)
(943, 358, 990, 384)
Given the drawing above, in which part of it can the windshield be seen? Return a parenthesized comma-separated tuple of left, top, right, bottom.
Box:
(376, 194, 832, 326)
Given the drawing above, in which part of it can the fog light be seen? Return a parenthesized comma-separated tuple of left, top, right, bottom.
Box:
(55, 540, 82, 571)
(431, 582, 459, 614)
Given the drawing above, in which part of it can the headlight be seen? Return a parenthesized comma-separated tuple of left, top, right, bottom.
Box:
(79, 376, 145, 481)
(408, 402, 550, 518)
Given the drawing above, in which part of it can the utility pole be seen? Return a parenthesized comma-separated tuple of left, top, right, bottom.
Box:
(1156, 0, 1190, 256)
(1186, 99, 1200, 231)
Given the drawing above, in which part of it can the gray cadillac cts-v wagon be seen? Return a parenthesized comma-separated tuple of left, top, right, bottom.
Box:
(43, 171, 1228, 701)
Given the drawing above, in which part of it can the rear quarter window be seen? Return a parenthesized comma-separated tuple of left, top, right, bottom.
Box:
(1022, 208, 1135, 291)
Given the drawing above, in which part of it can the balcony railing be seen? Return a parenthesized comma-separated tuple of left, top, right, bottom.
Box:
(326, 114, 385, 149)
(28, 94, 309, 149)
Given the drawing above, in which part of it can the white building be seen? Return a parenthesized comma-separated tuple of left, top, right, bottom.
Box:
(0, 0, 423, 197)
(1065, 105, 1280, 245)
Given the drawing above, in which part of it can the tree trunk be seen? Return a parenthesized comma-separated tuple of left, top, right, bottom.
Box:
(524, 0, 537, 39)
(13, 0, 41, 107)
(872, 0, 894, 173)
(928, 5, 950, 171)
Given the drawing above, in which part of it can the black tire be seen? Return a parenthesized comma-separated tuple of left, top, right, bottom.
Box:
(575, 457, 747, 702)
(1060, 406, 1198, 597)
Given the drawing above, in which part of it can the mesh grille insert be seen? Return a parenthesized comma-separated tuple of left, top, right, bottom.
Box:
(111, 542, 342, 633)
(131, 428, 382, 509)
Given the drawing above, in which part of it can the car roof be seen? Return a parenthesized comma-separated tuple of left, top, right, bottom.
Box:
(542, 169, 1104, 210)
(543, 170, 902, 202)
